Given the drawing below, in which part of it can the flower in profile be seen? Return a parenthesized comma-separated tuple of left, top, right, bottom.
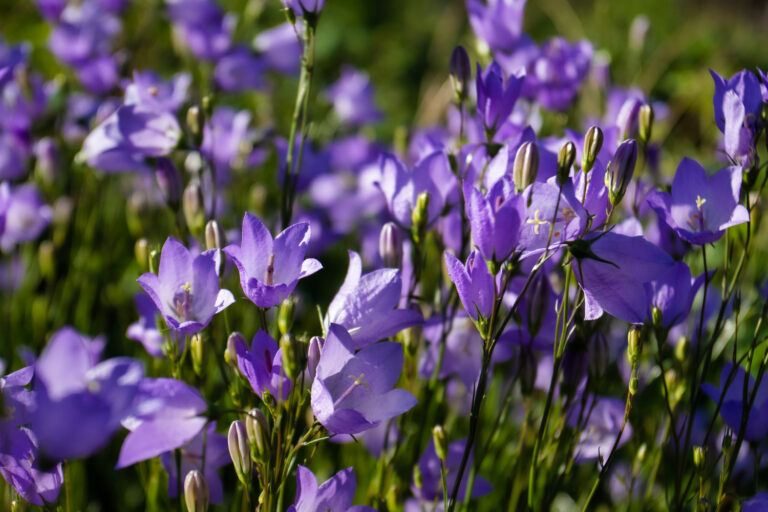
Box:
(138, 238, 234, 335)
(568, 396, 631, 464)
(0, 182, 53, 253)
(126, 293, 164, 358)
(325, 67, 381, 126)
(476, 61, 525, 135)
(711, 69, 762, 165)
(0, 427, 63, 506)
(282, 0, 325, 16)
(252, 23, 301, 75)
(287, 465, 375, 512)
(325, 251, 422, 350)
(466, 176, 522, 264)
(310, 324, 416, 435)
(444, 250, 495, 322)
(224, 213, 322, 308)
(32, 327, 143, 460)
(646, 157, 749, 245)
(467, 0, 526, 52)
(702, 363, 768, 442)
(235, 330, 291, 402)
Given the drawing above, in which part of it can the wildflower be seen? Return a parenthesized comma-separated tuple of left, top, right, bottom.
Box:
(234, 330, 292, 402)
(287, 465, 375, 512)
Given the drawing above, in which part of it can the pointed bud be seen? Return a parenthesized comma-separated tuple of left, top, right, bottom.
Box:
(277, 297, 296, 336)
(379, 222, 403, 269)
(184, 470, 209, 512)
(191, 333, 205, 376)
(449, 46, 471, 102)
(636, 443, 647, 464)
(605, 139, 638, 207)
(629, 375, 639, 396)
(557, 141, 576, 186)
(183, 182, 205, 236)
(675, 336, 689, 363)
(432, 425, 448, 461)
(307, 336, 324, 381)
(38, 241, 55, 281)
(651, 306, 663, 329)
(155, 158, 182, 209)
(149, 249, 160, 275)
(627, 327, 641, 366)
(205, 220, 223, 250)
(513, 142, 539, 194)
(245, 408, 270, 462)
(582, 126, 604, 173)
(280, 333, 304, 380)
(135, 238, 149, 273)
(228, 420, 251, 485)
(225, 332, 245, 368)
(186, 106, 205, 148)
(638, 104, 654, 143)
(693, 446, 704, 471)
(411, 191, 431, 244)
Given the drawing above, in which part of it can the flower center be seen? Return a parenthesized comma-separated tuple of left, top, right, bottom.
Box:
(333, 373, 369, 408)
(173, 282, 193, 320)
(527, 209, 549, 235)
(265, 254, 275, 286)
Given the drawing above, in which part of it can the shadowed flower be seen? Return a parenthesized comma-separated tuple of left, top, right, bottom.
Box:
(466, 176, 522, 263)
(126, 293, 164, 358)
(235, 330, 291, 402)
(702, 363, 768, 442)
(476, 61, 525, 135)
(0, 427, 63, 506)
(287, 465, 375, 512)
(568, 396, 632, 464)
(444, 250, 495, 321)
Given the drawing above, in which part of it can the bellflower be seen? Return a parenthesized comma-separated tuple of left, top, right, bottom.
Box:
(325, 67, 381, 126)
(214, 47, 266, 93)
(325, 251, 423, 350)
(0, 182, 53, 253)
(744, 492, 768, 512)
(476, 61, 525, 135)
(647, 261, 704, 329)
(521, 38, 593, 111)
(288, 465, 375, 512)
(444, 250, 495, 322)
(467, 0, 526, 52)
(235, 330, 291, 402)
(702, 363, 768, 442)
(32, 327, 143, 460)
(466, 176, 522, 263)
(568, 396, 632, 463)
(224, 213, 322, 308)
(0, 427, 63, 506)
(202, 107, 254, 180)
(126, 293, 164, 358)
(376, 152, 445, 229)
(710, 69, 762, 134)
(310, 324, 417, 435)
(252, 23, 301, 75)
(117, 377, 208, 468)
(124, 71, 191, 113)
(138, 238, 234, 335)
(166, 0, 234, 60)
(282, 0, 325, 16)
(646, 157, 749, 245)
(160, 422, 229, 504)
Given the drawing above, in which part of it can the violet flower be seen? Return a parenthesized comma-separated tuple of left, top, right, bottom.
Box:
(444, 250, 495, 322)
(282, 0, 325, 16)
(126, 293, 165, 358)
(235, 330, 291, 402)
(646, 157, 749, 245)
(702, 364, 768, 442)
(466, 176, 522, 263)
(0, 427, 63, 506)
(521, 38, 593, 111)
(252, 23, 301, 76)
(476, 61, 525, 135)
(287, 465, 375, 512)
(568, 396, 632, 464)
(324, 251, 423, 350)
(124, 71, 191, 113)
(138, 238, 234, 335)
(166, 0, 234, 60)
(0, 182, 52, 253)
(224, 213, 322, 308)
(711, 69, 762, 165)
(32, 327, 143, 460)
(467, 0, 526, 52)
(325, 67, 382, 126)
(310, 324, 417, 435)
(744, 492, 768, 512)
(376, 152, 446, 229)
(214, 47, 266, 93)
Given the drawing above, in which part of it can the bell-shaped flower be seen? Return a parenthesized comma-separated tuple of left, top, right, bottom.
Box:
(116, 378, 208, 468)
(647, 261, 705, 329)
(32, 327, 143, 460)
(166, 0, 234, 60)
(310, 324, 417, 435)
(325, 251, 423, 350)
(646, 157, 749, 245)
(711, 69, 762, 133)
(444, 250, 495, 321)
(0, 182, 52, 253)
(235, 330, 291, 402)
(568, 396, 632, 464)
(287, 465, 375, 512)
(476, 61, 524, 135)
(126, 293, 164, 358)
(702, 363, 768, 442)
(282, 0, 325, 16)
(0, 427, 63, 506)
(138, 238, 234, 335)
(521, 38, 593, 111)
(124, 71, 190, 113)
(325, 67, 381, 127)
(224, 213, 322, 309)
(467, 0, 526, 52)
(466, 176, 522, 263)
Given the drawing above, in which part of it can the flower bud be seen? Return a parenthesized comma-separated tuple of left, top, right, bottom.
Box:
(245, 408, 270, 461)
(605, 139, 638, 207)
(277, 297, 296, 336)
(38, 241, 55, 281)
(225, 332, 246, 368)
(228, 420, 251, 485)
(449, 45, 471, 102)
(191, 333, 205, 376)
(183, 182, 205, 237)
(186, 105, 205, 148)
(149, 249, 160, 275)
(627, 326, 641, 367)
(307, 336, 324, 381)
(638, 104, 654, 143)
(432, 425, 448, 461)
(651, 306, 663, 329)
(205, 220, 223, 250)
(135, 238, 149, 273)
(379, 222, 403, 269)
(693, 446, 705, 471)
(411, 191, 431, 245)
(629, 375, 639, 396)
(581, 126, 603, 173)
(635, 443, 647, 464)
(587, 332, 609, 380)
(518, 347, 537, 396)
(184, 470, 209, 512)
(513, 141, 539, 194)
(155, 158, 182, 209)
(413, 465, 423, 490)
(557, 141, 576, 186)
(280, 333, 305, 380)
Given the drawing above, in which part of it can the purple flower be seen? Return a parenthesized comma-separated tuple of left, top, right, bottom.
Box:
(0, 427, 63, 506)
(702, 364, 768, 442)
(646, 157, 749, 245)
(744, 492, 768, 512)
(214, 47, 266, 92)
(160, 422, 229, 504)
(124, 71, 191, 113)
(287, 465, 375, 512)
(0, 182, 52, 252)
(325, 67, 382, 126)
(253, 23, 301, 76)
(647, 261, 704, 329)
(325, 251, 422, 350)
(310, 324, 416, 435)
(376, 152, 446, 229)
(476, 61, 525, 135)
(127, 293, 164, 358)
(711, 70, 762, 165)
(466, 177, 522, 263)
(167, 0, 234, 60)
(32, 327, 143, 460)
(117, 378, 208, 468)
(568, 396, 631, 463)
(444, 250, 495, 321)
(282, 0, 325, 16)
(137, 238, 234, 335)
(410, 439, 491, 506)
(467, 0, 526, 52)
(235, 330, 291, 402)
(202, 107, 254, 179)
(224, 213, 322, 308)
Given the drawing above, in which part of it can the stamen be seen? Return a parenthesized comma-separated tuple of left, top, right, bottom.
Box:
(527, 209, 549, 235)
(333, 373, 369, 408)
(265, 254, 275, 286)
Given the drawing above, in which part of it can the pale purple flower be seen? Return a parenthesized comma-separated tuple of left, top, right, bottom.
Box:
(201, 107, 254, 179)
(326, 67, 382, 126)
(287, 465, 375, 512)
(124, 71, 191, 113)
(476, 61, 525, 135)
(167, 0, 234, 60)
(702, 364, 768, 442)
(522, 37, 593, 111)
(214, 47, 266, 92)
(282, 0, 325, 16)
(126, 293, 165, 358)
(568, 396, 631, 463)
(466, 176, 522, 263)
(235, 330, 291, 402)
(0, 182, 53, 252)
(252, 23, 301, 76)
(0, 427, 63, 506)
(444, 250, 495, 321)
(410, 439, 491, 506)
(467, 0, 526, 52)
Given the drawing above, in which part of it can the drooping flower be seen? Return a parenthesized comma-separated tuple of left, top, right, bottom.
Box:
(224, 213, 322, 308)
(235, 330, 291, 402)
(444, 250, 495, 321)
(138, 238, 234, 335)
(568, 396, 632, 463)
(702, 363, 768, 442)
(476, 61, 525, 135)
(325, 67, 381, 126)
(310, 324, 416, 435)
(287, 465, 375, 512)
(466, 176, 522, 263)
(646, 157, 749, 245)
(324, 251, 422, 350)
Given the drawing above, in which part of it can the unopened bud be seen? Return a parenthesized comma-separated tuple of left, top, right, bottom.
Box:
(184, 470, 209, 512)
(379, 222, 403, 269)
(411, 191, 431, 244)
(629, 375, 639, 395)
(191, 333, 205, 376)
(627, 326, 641, 366)
(413, 465, 423, 490)
(432, 425, 448, 461)
(582, 126, 603, 173)
(205, 220, 223, 251)
(693, 446, 704, 470)
(651, 306, 663, 329)
(183, 182, 205, 236)
(245, 408, 270, 461)
(513, 141, 539, 194)
(638, 104, 654, 143)
(449, 45, 471, 102)
(277, 297, 296, 336)
(38, 241, 55, 281)
(226, 332, 246, 368)
(135, 238, 149, 273)
(228, 420, 251, 485)
(675, 336, 689, 363)
(605, 139, 638, 207)
(636, 443, 647, 464)
(155, 158, 182, 209)
(307, 336, 323, 381)
(557, 141, 576, 186)
(187, 106, 205, 147)
(280, 333, 304, 380)
(149, 249, 160, 275)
